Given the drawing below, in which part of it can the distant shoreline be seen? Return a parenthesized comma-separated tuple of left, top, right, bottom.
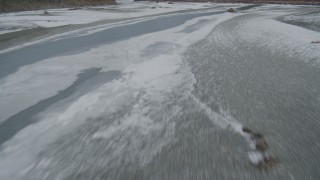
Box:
(211, 0, 320, 5)
(0, 0, 117, 13)
(149, 0, 320, 5)
(1, 0, 319, 13)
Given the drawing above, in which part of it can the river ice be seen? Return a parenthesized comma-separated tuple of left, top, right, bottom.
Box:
(0, 3, 319, 180)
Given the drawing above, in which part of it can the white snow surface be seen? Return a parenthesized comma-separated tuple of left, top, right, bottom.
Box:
(0, 1, 242, 35)
(238, 16, 320, 64)
(282, 12, 320, 24)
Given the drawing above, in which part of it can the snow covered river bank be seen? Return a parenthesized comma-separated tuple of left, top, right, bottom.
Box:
(0, 2, 320, 180)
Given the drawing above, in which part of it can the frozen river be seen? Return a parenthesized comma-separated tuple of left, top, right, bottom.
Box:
(0, 3, 320, 180)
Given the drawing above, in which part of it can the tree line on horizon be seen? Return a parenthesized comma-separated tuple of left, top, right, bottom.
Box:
(0, 0, 116, 12)
(212, 0, 320, 2)
(1, 0, 320, 12)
